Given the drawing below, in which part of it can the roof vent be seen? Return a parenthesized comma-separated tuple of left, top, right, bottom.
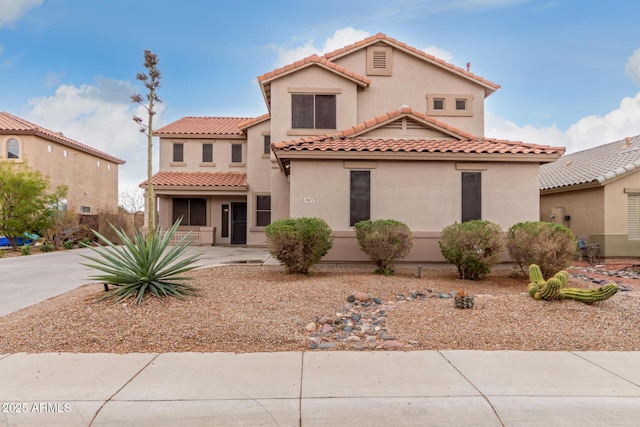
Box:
(624, 137, 632, 148)
(565, 161, 572, 166)
(466, 62, 471, 72)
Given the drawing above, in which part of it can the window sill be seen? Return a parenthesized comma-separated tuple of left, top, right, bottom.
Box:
(228, 162, 245, 168)
(199, 162, 216, 167)
(287, 129, 336, 136)
(170, 162, 187, 167)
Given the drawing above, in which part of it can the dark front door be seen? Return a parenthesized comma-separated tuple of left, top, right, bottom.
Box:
(231, 203, 247, 245)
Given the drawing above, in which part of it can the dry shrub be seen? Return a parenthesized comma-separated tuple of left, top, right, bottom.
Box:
(354, 219, 413, 275)
(507, 221, 577, 278)
(438, 220, 504, 280)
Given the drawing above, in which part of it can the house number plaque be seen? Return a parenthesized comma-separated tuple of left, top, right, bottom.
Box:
(303, 196, 316, 204)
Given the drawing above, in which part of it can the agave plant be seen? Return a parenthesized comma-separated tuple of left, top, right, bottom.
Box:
(82, 220, 200, 305)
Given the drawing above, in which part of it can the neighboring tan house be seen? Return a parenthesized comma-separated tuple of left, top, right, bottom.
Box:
(0, 112, 125, 214)
(145, 33, 564, 261)
(540, 135, 640, 258)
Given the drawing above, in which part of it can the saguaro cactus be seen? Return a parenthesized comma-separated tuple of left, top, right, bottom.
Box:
(527, 264, 618, 304)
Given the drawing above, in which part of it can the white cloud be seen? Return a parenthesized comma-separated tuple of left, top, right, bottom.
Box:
(25, 77, 165, 192)
(423, 45, 453, 62)
(486, 91, 640, 153)
(625, 48, 640, 87)
(0, 0, 42, 27)
(274, 27, 370, 66)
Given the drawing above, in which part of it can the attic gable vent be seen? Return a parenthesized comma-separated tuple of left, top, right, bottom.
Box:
(367, 45, 392, 76)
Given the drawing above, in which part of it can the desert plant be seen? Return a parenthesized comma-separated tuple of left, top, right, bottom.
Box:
(354, 219, 413, 275)
(527, 264, 618, 303)
(21, 244, 31, 256)
(81, 220, 200, 305)
(454, 289, 474, 309)
(39, 241, 54, 252)
(438, 220, 504, 280)
(507, 221, 577, 278)
(265, 217, 333, 274)
(63, 240, 74, 250)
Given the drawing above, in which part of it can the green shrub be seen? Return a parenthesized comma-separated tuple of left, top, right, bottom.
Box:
(80, 237, 91, 248)
(21, 244, 31, 256)
(39, 241, 54, 252)
(355, 219, 413, 275)
(82, 220, 200, 305)
(265, 217, 333, 274)
(507, 221, 577, 278)
(438, 220, 504, 280)
(63, 240, 74, 250)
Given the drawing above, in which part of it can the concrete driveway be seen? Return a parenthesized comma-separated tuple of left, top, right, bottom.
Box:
(0, 245, 273, 317)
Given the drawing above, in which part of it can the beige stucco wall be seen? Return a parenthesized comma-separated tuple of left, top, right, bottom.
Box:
(540, 187, 604, 240)
(2, 134, 119, 213)
(333, 47, 486, 137)
(245, 119, 272, 246)
(158, 137, 247, 173)
(288, 159, 540, 261)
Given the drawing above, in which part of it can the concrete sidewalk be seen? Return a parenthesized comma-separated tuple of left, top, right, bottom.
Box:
(1, 350, 640, 426)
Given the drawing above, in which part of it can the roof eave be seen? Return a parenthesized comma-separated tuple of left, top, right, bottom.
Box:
(274, 150, 563, 163)
(540, 181, 601, 195)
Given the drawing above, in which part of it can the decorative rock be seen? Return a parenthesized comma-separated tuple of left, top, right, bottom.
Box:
(321, 324, 333, 332)
(318, 342, 336, 350)
(379, 332, 395, 340)
(346, 295, 356, 303)
(319, 316, 335, 325)
(346, 335, 361, 342)
(354, 292, 370, 302)
(372, 297, 382, 305)
(365, 336, 377, 343)
(384, 340, 404, 351)
(304, 322, 316, 332)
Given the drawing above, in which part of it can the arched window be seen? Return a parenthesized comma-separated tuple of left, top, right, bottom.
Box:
(7, 138, 19, 159)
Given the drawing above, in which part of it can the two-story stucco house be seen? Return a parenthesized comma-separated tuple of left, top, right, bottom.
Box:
(0, 112, 125, 214)
(146, 33, 564, 261)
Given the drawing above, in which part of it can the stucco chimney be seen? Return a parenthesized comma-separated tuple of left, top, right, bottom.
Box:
(466, 62, 470, 72)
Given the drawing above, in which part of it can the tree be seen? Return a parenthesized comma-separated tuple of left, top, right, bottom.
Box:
(0, 162, 67, 250)
(131, 49, 161, 231)
(119, 184, 145, 213)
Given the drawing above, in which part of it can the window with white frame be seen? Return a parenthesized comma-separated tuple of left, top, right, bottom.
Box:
(628, 193, 640, 240)
(7, 138, 20, 159)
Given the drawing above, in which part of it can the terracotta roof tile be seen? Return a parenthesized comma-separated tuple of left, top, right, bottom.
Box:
(323, 32, 500, 94)
(140, 171, 247, 188)
(272, 107, 476, 150)
(238, 113, 270, 130)
(0, 111, 125, 164)
(257, 54, 371, 87)
(154, 117, 252, 136)
(540, 135, 640, 190)
(274, 135, 564, 157)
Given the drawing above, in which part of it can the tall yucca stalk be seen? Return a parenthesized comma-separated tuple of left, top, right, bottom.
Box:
(82, 220, 200, 305)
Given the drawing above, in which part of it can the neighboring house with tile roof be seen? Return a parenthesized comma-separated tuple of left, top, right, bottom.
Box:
(146, 33, 563, 260)
(0, 112, 125, 214)
(540, 135, 640, 257)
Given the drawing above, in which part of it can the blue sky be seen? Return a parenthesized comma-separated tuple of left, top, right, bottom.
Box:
(2, 0, 640, 194)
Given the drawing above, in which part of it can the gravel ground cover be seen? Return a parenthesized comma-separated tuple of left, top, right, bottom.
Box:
(1, 262, 639, 353)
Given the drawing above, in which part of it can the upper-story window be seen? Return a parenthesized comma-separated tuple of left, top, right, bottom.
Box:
(7, 138, 20, 159)
(263, 135, 271, 155)
(202, 143, 213, 163)
(292, 94, 336, 129)
(231, 144, 242, 163)
(426, 94, 473, 117)
(173, 143, 184, 162)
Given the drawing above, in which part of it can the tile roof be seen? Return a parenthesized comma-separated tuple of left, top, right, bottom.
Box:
(238, 113, 270, 130)
(540, 135, 640, 191)
(323, 33, 500, 95)
(274, 106, 476, 144)
(154, 117, 252, 136)
(274, 136, 565, 156)
(140, 171, 247, 188)
(0, 111, 125, 164)
(257, 54, 371, 87)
